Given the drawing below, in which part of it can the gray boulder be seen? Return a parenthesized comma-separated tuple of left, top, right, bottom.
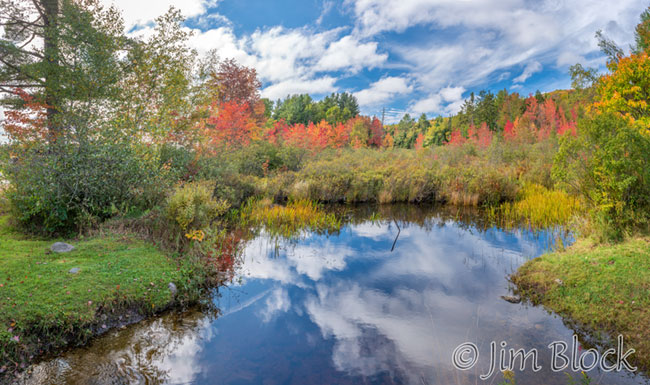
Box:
(168, 282, 178, 295)
(69, 268, 80, 274)
(51, 242, 75, 253)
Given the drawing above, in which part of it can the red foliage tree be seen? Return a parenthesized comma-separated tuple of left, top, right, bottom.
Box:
(475, 122, 492, 148)
(214, 59, 262, 106)
(2, 89, 49, 143)
(414, 133, 424, 150)
(503, 120, 515, 142)
(448, 128, 466, 146)
(368, 117, 384, 147)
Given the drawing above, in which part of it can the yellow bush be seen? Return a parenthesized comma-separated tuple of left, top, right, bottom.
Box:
(165, 181, 230, 233)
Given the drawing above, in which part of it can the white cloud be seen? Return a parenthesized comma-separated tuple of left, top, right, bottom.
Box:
(186, 25, 386, 99)
(315, 36, 387, 72)
(411, 86, 465, 116)
(261, 77, 339, 100)
(259, 288, 291, 322)
(354, 76, 412, 107)
(102, 0, 218, 28)
(513, 61, 542, 83)
(346, 0, 646, 114)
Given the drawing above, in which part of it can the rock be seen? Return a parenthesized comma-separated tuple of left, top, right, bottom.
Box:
(68, 268, 80, 274)
(51, 242, 75, 253)
(501, 295, 521, 304)
(554, 278, 564, 286)
(168, 282, 178, 295)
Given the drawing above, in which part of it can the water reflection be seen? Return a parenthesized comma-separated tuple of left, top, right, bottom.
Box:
(22, 206, 648, 385)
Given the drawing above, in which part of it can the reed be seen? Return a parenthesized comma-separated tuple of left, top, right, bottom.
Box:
(241, 198, 341, 238)
(488, 184, 583, 229)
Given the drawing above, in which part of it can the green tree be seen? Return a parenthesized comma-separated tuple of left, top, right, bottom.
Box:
(417, 113, 430, 133)
(476, 90, 498, 131)
(394, 113, 416, 148)
(273, 94, 316, 125)
(1, 0, 126, 141)
(634, 7, 650, 54)
(569, 64, 599, 90)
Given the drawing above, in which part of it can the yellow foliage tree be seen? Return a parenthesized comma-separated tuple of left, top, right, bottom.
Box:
(594, 52, 650, 136)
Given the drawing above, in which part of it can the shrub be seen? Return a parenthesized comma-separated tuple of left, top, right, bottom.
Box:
(159, 144, 198, 182)
(165, 181, 230, 233)
(232, 142, 307, 177)
(212, 171, 257, 208)
(553, 112, 650, 240)
(3, 142, 167, 235)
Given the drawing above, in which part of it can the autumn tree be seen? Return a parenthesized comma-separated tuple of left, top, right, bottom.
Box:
(424, 116, 451, 146)
(595, 51, 650, 135)
(347, 116, 371, 148)
(212, 58, 261, 107)
(368, 117, 383, 147)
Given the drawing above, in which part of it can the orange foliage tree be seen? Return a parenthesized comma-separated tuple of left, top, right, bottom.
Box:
(199, 101, 260, 151)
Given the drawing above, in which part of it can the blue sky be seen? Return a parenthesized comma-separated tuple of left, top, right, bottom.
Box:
(107, 0, 647, 122)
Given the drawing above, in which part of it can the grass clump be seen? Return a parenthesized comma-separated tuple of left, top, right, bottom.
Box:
(241, 198, 341, 238)
(0, 215, 204, 376)
(489, 184, 584, 229)
(512, 237, 650, 371)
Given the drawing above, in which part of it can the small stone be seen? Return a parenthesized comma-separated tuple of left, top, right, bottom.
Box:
(51, 242, 75, 253)
(554, 278, 564, 286)
(68, 267, 80, 274)
(168, 282, 178, 295)
(501, 295, 521, 304)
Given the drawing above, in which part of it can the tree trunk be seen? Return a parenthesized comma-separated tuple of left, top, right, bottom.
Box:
(41, 0, 60, 142)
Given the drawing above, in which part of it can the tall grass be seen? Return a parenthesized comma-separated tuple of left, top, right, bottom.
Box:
(253, 143, 535, 206)
(488, 184, 583, 229)
(241, 198, 341, 239)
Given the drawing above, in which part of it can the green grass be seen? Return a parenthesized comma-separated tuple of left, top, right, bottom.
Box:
(512, 237, 650, 371)
(0, 215, 201, 375)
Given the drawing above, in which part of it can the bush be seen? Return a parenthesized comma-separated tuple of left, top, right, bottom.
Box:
(165, 181, 230, 233)
(553, 112, 650, 240)
(232, 142, 307, 177)
(212, 171, 257, 208)
(3, 142, 168, 235)
(159, 144, 198, 182)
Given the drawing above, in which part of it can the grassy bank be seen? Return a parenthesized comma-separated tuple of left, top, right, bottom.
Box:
(512, 237, 650, 371)
(0, 215, 209, 377)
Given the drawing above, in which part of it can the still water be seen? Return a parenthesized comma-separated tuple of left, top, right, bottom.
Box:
(22, 206, 648, 385)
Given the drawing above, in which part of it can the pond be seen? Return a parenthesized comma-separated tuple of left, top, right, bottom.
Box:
(21, 205, 649, 385)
